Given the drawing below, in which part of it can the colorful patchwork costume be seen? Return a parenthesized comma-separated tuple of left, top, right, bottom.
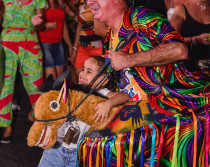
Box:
(0, 0, 48, 127)
(77, 7, 210, 166)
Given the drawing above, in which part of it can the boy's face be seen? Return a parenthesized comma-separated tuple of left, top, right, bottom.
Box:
(79, 57, 105, 88)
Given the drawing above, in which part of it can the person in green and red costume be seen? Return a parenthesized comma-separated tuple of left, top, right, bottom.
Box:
(38, 0, 73, 80)
(0, 0, 48, 144)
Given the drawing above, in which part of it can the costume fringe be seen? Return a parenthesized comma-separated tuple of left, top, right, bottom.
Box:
(77, 108, 210, 167)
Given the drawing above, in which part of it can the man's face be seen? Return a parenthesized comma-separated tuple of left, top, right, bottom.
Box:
(86, 0, 113, 22)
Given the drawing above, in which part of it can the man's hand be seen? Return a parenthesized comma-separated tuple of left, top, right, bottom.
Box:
(108, 50, 132, 71)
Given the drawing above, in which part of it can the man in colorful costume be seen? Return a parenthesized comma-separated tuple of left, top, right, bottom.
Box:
(76, 0, 210, 166)
(0, 0, 48, 142)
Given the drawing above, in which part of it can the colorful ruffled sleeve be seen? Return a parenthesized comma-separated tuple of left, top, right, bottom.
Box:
(131, 7, 183, 48)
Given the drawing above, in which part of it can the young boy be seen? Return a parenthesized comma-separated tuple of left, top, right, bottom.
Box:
(38, 56, 130, 167)
(78, 56, 130, 123)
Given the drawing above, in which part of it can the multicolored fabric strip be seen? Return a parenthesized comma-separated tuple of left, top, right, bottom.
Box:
(77, 108, 210, 167)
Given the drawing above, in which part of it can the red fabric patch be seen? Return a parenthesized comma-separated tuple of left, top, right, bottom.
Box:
(1, 41, 19, 54)
(148, 100, 175, 116)
(26, 0, 33, 5)
(129, 94, 140, 101)
(0, 112, 11, 120)
(33, 76, 43, 87)
(38, 58, 43, 63)
(6, 2, 13, 5)
(0, 94, 13, 110)
(4, 75, 11, 79)
(29, 94, 41, 105)
(1, 41, 41, 55)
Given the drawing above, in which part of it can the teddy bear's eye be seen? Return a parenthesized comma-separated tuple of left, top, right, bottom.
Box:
(50, 100, 60, 112)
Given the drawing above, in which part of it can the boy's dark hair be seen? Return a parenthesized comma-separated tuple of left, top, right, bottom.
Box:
(91, 56, 107, 74)
(91, 55, 120, 91)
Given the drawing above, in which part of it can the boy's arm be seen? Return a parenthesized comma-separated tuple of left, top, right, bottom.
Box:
(106, 91, 130, 108)
(94, 91, 129, 123)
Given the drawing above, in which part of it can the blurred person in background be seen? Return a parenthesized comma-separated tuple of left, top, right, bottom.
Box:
(0, 0, 47, 144)
(70, 0, 107, 82)
(64, 0, 80, 41)
(127, 0, 183, 21)
(171, 0, 210, 70)
(38, 0, 72, 80)
(63, 0, 80, 83)
(165, 0, 184, 21)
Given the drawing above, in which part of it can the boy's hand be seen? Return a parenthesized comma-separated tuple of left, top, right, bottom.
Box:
(93, 101, 111, 123)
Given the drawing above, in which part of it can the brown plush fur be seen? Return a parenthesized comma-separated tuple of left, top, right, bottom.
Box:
(69, 90, 121, 130)
(27, 89, 122, 149)
(27, 91, 68, 149)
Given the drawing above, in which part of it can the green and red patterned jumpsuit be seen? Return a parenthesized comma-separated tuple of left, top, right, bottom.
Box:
(0, 0, 47, 127)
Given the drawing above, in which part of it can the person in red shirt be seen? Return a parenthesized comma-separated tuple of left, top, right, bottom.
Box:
(39, 0, 72, 80)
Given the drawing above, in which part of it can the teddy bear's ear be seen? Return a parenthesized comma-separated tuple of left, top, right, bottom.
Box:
(52, 67, 71, 90)
(38, 74, 54, 92)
